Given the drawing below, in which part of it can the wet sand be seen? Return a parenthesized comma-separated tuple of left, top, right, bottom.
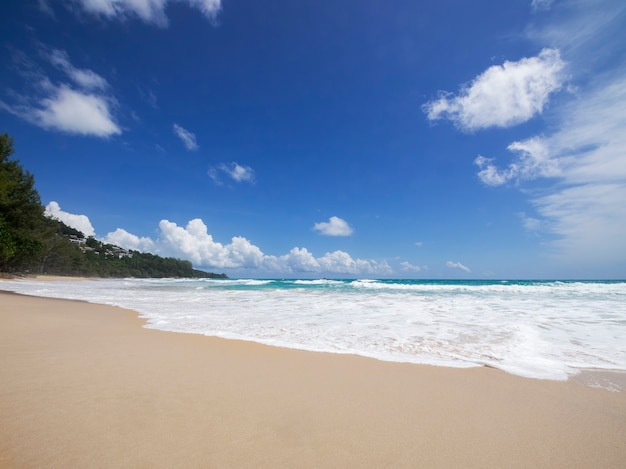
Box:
(1, 291, 625, 468)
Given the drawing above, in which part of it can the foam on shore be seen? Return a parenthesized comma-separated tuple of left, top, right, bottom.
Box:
(2, 277, 625, 383)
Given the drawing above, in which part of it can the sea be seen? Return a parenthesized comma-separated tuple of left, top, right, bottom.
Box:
(2, 278, 625, 383)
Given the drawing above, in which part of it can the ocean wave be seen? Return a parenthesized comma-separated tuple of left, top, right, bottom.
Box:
(2, 278, 624, 382)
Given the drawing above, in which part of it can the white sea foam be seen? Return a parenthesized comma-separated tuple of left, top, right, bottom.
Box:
(2, 278, 625, 382)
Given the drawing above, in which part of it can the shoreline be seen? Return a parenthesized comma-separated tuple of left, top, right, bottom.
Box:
(2, 277, 626, 390)
(1, 291, 626, 467)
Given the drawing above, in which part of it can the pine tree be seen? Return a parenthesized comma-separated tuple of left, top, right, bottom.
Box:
(0, 133, 46, 271)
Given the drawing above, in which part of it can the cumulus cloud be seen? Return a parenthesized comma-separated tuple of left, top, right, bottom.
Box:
(104, 228, 155, 252)
(313, 216, 354, 236)
(102, 217, 390, 275)
(1, 49, 120, 137)
(423, 48, 566, 132)
(446, 261, 471, 273)
(317, 250, 389, 275)
(71, 0, 222, 26)
(32, 85, 120, 136)
(173, 123, 198, 150)
(278, 247, 321, 272)
(44, 201, 96, 237)
(158, 218, 266, 269)
(209, 162, 255, 185)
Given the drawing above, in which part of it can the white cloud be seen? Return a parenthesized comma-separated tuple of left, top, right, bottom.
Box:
(32, 85, 120, 136)
(173, 123, 198, 150)
(475, 137, 562, 186)
(278, 247, 321, 272)
(1, 50, 120, 138)
(474, 156, 511, 186)
(104, 228, 155, 252)
(317, 250, 389, 275)
(44, 201, 96, 237)
(72, 0, 221, 26)
(313, 216, 354, 236)
(158, 218, 233, 267)
(157, 219, 268, 269)
(446, 261, 471, 273)
(47, 49, 108, 90)
(518, 213, 543, 232)
(400, 261, 421, 272)
(532, 182, 626, 265)
(423, 48, 566, 132)
(207, 167, 222, 185)
(104, 218, 390, 275)
(209, 162, 255, 185)
(473, 0, 626, 268)
(220, 163, 255, 182)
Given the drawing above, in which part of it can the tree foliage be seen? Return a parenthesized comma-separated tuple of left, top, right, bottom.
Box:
(0, 133, 45, 271)
(0, 132, 226, 279)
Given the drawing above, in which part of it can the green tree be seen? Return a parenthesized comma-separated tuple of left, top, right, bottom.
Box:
(0, 133, 46, 271)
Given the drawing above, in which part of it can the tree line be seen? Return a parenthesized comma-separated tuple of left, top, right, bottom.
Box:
(0, 133, 226, 279)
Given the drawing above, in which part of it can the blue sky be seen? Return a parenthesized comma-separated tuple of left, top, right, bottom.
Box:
(1, 0, 625, 278)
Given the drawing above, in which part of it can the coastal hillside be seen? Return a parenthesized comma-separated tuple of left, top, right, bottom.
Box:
(0, 132, 226, 279)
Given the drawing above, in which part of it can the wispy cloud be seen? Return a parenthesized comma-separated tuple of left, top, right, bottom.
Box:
(423, 48, 566, 132)
(400, 261, 421, 272)
(531, 0, 553, 12)
(173, 123, 198, 150)
(473, 0, 626, 267)
(47, 49, 108, 90)
(70, 0, 222, 27)
(446, 261, 471, 273)
(0, 48, 120, 137)
(474, 136, 562, 186)
(313, 216, 354, 237)
(220, 162, 255, 182)
(141, 88, 158, 109)
(518, 212, 543, 232)
(37, 0, 55, 17)
(209, 162, 255, 185)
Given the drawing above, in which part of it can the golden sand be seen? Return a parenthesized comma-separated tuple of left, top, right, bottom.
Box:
(1, 291, 625, 468)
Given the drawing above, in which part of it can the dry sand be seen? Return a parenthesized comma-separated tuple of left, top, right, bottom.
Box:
(1, 291, 625, 468)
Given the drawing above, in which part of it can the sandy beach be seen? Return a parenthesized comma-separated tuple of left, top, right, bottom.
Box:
(1, 290, 625, 468)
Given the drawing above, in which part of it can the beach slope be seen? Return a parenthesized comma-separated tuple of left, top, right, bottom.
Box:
(1, 292, 625, 468)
